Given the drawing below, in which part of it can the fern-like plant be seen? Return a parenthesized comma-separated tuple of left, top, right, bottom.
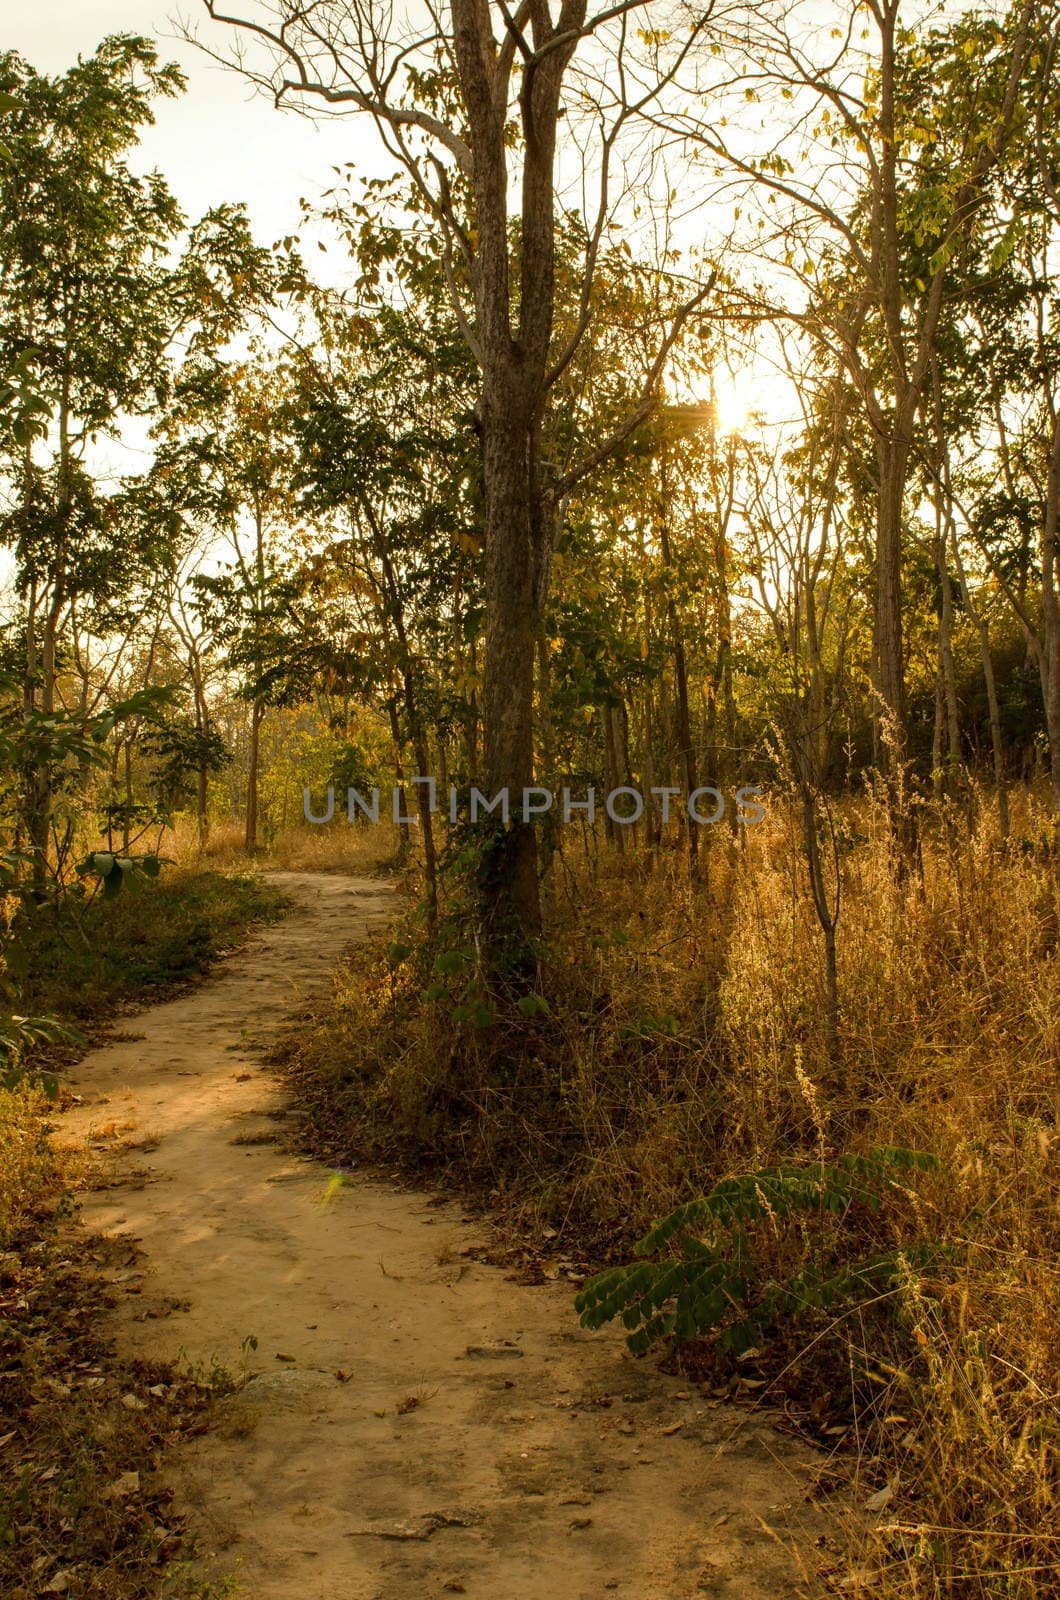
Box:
(575, 1145, 938, 1356)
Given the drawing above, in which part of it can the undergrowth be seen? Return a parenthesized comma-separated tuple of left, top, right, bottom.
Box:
(280, 786, 1060, 1598)
(6, 870, 288, 1051)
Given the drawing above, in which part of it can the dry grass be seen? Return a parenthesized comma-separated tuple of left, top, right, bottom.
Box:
(280, 784, 1060, 1598)
(164, 816, 407, 880)
(0, 1084, 57, 1248)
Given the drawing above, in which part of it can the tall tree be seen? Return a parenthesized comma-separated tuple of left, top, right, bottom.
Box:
(190, 0, 718, 965)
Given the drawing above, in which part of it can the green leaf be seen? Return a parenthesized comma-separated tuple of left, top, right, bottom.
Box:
(433, 949, 468, 976)
(516, 993, 550, 1018)
(103, 864, 125, 899)
(575, 1147, 940, 1356)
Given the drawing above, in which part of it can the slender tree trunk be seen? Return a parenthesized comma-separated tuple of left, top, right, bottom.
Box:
(642, 686, 661, 855)
(410, 723, 439, 930)
(1041, 410, 1060, 821)
(875, 438, 909, 787)
(931, 670, 945, 801)
(658, 506, 698, 877)
(384, 701, 412, 866)
(245, 698, 264, 853)
(123, 740, 134, 853)
(197, 763, 210, 848)
(937, 530, 961, 776)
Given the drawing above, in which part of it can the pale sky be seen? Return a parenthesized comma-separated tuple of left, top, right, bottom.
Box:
(5, 2, 391, 249)
(4, 1, 793, 440)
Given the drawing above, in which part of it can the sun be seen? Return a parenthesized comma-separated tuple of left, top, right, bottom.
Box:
(712, 372, 753, 436)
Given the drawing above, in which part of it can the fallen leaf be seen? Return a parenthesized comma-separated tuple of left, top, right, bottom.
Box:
(102, 1471, 141, 1499)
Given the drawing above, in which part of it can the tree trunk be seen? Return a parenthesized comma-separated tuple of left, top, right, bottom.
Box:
(197, 762, 210, 849)
(410, 724, 439, 930)
(949, 521, 1009, 839)
(875, 438, 908, 784)
(937, 531, 961, 779)
(1041, 410, 1060, 821)
(479, 384, 542, 955)
(245, 698, 264, 853)
(386, 701, 412, 868)
(122, 740, 134, 854)
(658, 507, 698, 876)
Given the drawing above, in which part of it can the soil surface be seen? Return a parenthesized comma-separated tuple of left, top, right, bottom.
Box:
(61, 871, 834, 1600)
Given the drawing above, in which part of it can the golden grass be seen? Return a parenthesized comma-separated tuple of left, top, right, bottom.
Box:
(163, 816, 406, 879)
(280, 784, 1060, 1597)
(0, 1084, 59, 1248)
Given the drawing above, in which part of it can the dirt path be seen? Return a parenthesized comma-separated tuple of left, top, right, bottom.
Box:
(62, 872, 833, 1600)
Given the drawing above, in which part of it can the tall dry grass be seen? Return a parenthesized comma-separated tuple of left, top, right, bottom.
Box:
(163, 815, 407, 879)
(0, 1084, 58, 1248)
(280, 783, 1060, 1597)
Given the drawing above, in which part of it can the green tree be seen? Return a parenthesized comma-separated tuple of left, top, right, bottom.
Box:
(0, 35, 270, 891)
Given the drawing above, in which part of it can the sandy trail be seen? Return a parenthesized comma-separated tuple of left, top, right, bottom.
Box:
(62, 871, 831, 1600)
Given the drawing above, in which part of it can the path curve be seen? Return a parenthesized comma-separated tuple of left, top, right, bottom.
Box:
(63, 872, 829, 1600)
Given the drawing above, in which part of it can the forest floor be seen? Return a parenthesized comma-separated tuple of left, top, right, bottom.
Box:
(59, 871, 840, 1600)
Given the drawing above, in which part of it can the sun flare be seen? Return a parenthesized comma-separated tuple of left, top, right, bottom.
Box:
(712, 373, 753, 436)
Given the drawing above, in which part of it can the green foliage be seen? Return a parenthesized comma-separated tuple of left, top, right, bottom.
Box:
(75, 849, 167, 899)
(433, 946, 475, 976)
(143, 717, 230, 812)
(575, 1146, 939, 1356)
(516, 993, 551, 1018)
(14, 872, 287, 1029)
(0, 1015, 82, 1096)
(618, 1010, 678, 1039)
